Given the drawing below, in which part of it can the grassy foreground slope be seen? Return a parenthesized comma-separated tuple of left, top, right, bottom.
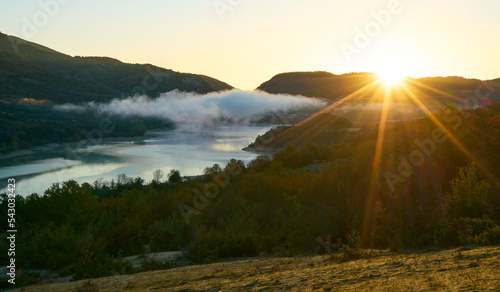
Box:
(16, 246, 500, 291)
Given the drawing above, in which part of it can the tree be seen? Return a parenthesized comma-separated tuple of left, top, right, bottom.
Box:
(168, 169, 182, 184)
(224, 159, 245, 174)
(448, 164, 492, 219)
(117, 174, 131, 186)
(152, 169, 164, 184)
(203, 164, 222, 177)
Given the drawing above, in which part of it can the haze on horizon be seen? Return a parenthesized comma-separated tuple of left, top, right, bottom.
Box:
(1, 0, 499, 90)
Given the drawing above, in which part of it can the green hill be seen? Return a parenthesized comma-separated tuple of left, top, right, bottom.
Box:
(257, 71, 378, 100)
(257, 71, 500, 106)
(245, 113, 356, 152)
(0, 32, 233, 104)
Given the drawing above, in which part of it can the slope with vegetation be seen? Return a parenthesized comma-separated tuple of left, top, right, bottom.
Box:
(0, 102, 175, 154)
(0, 32, 233, 104)
(258, 71, 500, 106)
(1, 104, 499, 288)
(0, 32, 233, 154)
(245, 113, 357, 152)
(258, 71, 378, 100)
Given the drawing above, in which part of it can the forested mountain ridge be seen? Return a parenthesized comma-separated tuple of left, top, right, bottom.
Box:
(0, 32, 233, 104)
(257, 71, 500, 106)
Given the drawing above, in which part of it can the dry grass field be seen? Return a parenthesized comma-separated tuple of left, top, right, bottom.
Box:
(13, 246, 500, 291)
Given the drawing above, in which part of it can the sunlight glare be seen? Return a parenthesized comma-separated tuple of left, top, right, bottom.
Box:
(369, 42, 409, 86)
(377, 69, 404, 85)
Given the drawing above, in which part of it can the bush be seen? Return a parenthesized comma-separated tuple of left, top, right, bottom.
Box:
(456, 218, 500, 246)
(448, 165, 492, 219)
(476, 225, 500, 245)
(187, 240, 219, 264)
(338, 245, 365, 262)
(70, 251, 115, 281)
(337, 231, 372, 262)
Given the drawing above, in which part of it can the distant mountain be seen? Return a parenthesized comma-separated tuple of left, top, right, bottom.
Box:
(0, 32, 233, 104)
(257, 71, 500, 106)
(258, 71, 378, 100)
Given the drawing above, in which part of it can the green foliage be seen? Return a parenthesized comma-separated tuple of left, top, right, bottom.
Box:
(2, 105, 500, 282)
(337, 231, 372, 262)
(140, 217, 185, 252)
(258, 71, 500, 105)
(70, 252, 115, 281)
(167, 169, 182, 184)
(130, 124, 146, 136)
(338, 245, 371, 262)
(455, 218, 500, 246)
(0, 103, 174, 154)
(0, 32, 232, 104)
(448, 165, 492, 219)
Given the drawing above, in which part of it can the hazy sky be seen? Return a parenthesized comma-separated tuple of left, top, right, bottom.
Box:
(1, 0, 499, 89)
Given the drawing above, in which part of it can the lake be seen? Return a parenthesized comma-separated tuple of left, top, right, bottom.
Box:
(0, 125, 272, 196)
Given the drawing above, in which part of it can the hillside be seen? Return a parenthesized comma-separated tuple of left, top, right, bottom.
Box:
(258, 71, 378, 100)
(2, 105, 500, 288)
(257, 71, 500, 106)
(245, 113, 358, 152)
(0, 32, 233, 104)
(15, 246, 500, 291)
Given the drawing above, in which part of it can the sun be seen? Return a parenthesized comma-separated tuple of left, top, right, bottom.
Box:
(377, 70, 404, 86)
(373, 58, 408, 86)
(369, 48, 408, 86)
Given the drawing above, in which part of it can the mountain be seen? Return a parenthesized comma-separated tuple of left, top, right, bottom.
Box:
(257, 71, 378, 100)
(257, 71, 500, 106)
(0, 32, 233, 104)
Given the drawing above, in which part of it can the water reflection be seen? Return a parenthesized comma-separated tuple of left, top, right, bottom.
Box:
(0, 125, 271, 196)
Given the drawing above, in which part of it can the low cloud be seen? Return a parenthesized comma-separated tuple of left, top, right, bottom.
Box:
(54, 90, 326, 126)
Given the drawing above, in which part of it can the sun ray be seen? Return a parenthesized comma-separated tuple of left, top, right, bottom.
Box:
(404, 78, 465, 104)
(362, 84, 393, 243)
(296, 79, 381, 126)
(256, 78, 383, 159)
(399, 83, 498, 184)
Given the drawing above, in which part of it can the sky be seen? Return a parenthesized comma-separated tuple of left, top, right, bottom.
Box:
(1, 0, 499, 90)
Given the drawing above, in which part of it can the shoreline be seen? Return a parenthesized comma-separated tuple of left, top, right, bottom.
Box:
(0, 135, 154, 161)
(241, 145, 275, 156)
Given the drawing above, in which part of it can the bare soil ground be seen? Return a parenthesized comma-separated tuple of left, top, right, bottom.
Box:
(13, 246, 500, 291)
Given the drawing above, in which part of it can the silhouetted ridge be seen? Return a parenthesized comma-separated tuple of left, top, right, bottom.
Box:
(0, 33, 233, 103)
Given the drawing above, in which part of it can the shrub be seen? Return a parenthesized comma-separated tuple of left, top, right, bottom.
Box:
(476, 225, 500, 245)
(448, 165, 492, 219)
(456, 218, 499, 246)
(70, 251, 115, 281)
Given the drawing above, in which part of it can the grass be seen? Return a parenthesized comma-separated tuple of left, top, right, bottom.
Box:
(13, 246, 500, 291)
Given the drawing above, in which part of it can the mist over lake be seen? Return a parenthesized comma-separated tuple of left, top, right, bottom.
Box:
(0, 125, 272, 196)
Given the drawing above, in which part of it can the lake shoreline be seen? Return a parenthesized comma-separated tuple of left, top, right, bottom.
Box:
(0, 135, 155, 161)
(0, 125, 273, 196)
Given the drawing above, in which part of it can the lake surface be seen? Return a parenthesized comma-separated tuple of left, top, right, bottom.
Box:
(0, 125, 272, 196)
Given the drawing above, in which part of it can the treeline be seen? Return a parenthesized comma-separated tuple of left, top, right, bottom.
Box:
(0, 102, 174, 154)
(1, 104, 500, 283)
